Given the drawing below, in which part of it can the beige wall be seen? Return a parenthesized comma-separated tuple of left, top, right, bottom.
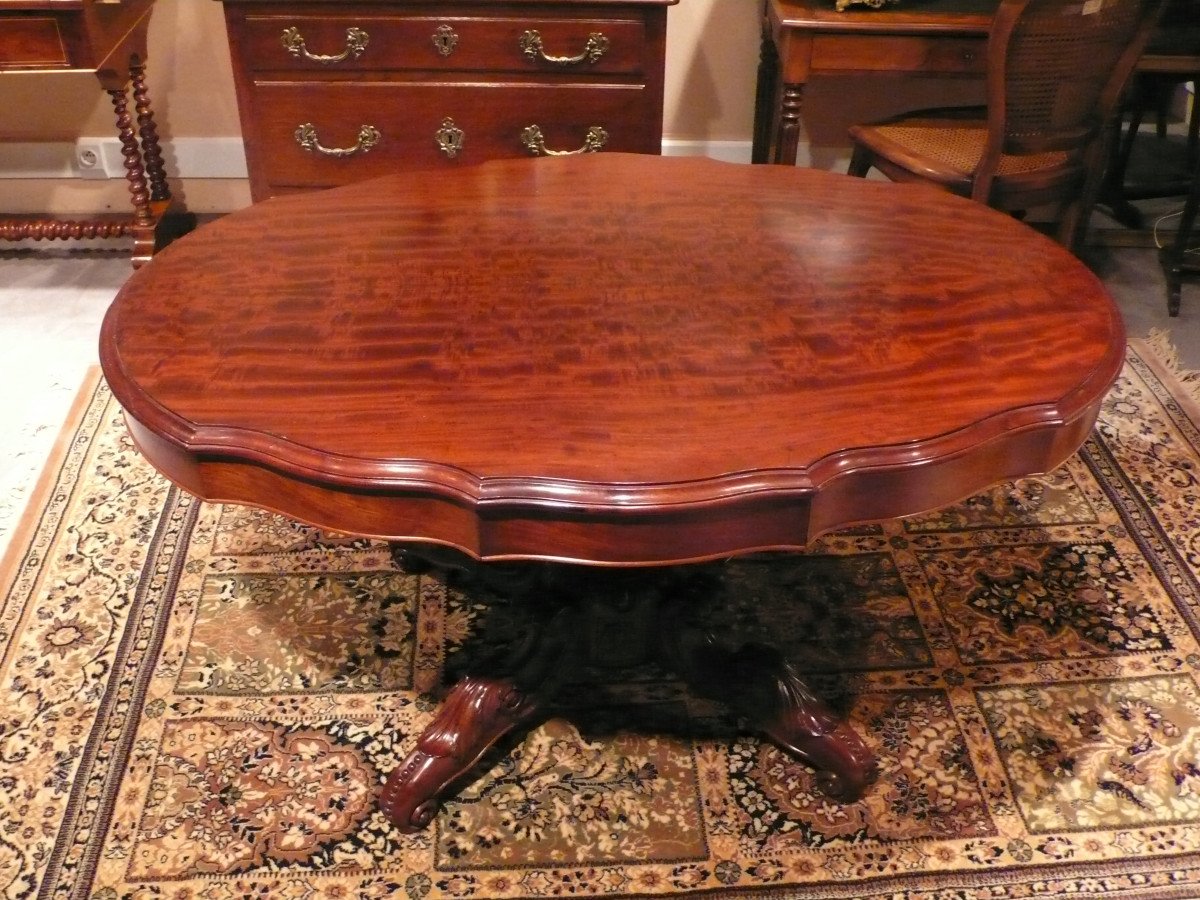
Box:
(664, 0, 759, 141)
(0, 1, 239, 140)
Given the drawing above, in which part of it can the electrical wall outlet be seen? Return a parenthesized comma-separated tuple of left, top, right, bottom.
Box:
(75, 140, 106, 179)
(74, 139, 123, 179)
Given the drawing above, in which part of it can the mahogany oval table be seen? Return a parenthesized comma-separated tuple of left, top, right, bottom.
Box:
(100, 153, 1126, 833)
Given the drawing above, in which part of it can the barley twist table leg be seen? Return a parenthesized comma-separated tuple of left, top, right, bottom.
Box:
(108, 84, 154, 229)
(131, 61, 170, 203)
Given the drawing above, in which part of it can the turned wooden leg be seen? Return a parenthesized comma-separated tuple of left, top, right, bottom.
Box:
(108, 84, 154, 229)
(380, 676, 540, 832)
(108, 80, 161, 267)
(774, 84, 806, 166)
(752, 33, 780, 165)
(130, 61, 171, 203)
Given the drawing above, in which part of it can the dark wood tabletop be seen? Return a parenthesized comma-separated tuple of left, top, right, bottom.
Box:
(100, 153, 1125, 566)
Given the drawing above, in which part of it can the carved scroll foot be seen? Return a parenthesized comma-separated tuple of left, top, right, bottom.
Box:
(665, 624, 877, 803)
(379, 556, 877, 832)
(380, 677, 540, 832)
(753, 659, 879, 802)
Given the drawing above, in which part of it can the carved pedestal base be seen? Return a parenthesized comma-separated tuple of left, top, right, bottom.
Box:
(379, 553, 878, 832)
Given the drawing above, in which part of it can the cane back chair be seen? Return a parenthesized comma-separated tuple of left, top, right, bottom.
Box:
(846, 0, 1166, 250)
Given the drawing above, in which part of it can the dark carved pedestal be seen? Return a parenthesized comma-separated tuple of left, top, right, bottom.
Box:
(378, 549, 878, 833)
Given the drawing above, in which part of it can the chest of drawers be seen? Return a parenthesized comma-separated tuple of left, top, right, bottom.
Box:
(218, 0, 675, 201)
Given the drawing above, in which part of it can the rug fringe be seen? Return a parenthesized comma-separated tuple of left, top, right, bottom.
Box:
(1138, 328, 1200, 405)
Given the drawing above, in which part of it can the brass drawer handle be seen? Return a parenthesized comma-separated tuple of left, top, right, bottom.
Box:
(432, 24, 459, 56)
(281, 26, 369, 63)
(435, 118, 465, 158)
(294, 123, 381, 157)
(518, 30, 609, 65)
(520, 125, 608, 156)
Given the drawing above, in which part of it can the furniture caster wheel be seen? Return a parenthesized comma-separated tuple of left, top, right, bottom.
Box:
(409, 799, 440, 830)
(815, 760, 878, 802)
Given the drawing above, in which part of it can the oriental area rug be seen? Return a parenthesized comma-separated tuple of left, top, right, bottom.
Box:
(5, 337, 1200, 900)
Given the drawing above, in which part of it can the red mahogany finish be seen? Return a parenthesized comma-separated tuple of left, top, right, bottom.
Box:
(100, 154, 1125, 830)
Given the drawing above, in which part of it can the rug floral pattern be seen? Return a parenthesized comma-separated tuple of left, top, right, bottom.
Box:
(5, 343, 1200, 899)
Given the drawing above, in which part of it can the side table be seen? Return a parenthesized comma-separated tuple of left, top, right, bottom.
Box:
(0, 0, 187, 266)
(753, 0, 993, 166)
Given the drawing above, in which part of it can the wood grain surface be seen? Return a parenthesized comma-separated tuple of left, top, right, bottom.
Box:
(100, 153, 1125, 563)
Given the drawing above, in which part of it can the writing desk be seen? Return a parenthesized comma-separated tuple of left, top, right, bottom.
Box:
(0, 0, 181, 265)
(753, 0, 997, 165)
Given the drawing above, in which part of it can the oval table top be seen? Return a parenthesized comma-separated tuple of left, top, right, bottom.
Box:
(100, 153, 1125, 565)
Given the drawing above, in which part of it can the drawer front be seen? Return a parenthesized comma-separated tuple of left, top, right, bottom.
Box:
(811, 35, 986, 75)
(240, 15, 648, 75)
(0, 17, 69, 68)
(247, 83, 658, 190)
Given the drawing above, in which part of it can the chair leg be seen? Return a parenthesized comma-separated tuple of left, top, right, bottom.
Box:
(847, 144, 872, 178)
(1062, 174, 1107, 253)
(1160, 151, 1200, 317)
(1188, 80, 1199, 170)
(1100, 94, 1148, 229)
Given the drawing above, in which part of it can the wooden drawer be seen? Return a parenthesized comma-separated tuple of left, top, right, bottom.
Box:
(248, 82, 657, 191)
(240, 14, 648, 75)
(0, 16, 69, 68)
(811, 35, 986, 75)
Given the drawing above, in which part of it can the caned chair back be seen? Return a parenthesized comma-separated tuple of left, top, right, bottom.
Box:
(990, 0, 1164, 159)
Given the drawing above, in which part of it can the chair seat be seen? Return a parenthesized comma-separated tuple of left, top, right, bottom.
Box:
(849, 112, 1074, 196)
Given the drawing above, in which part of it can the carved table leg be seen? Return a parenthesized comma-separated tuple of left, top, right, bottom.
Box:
(380, 676, 540, 832)
(381, 552, 579, 832)
(752, 31, 780, 165)
(379, 555, 877, 831)
(664, 622, 877, 800)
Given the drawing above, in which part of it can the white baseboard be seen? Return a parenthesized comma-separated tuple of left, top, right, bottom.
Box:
(0, 136, 752, 179)
(661, 139, 753, 163)
(0, 137, 249, 180)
